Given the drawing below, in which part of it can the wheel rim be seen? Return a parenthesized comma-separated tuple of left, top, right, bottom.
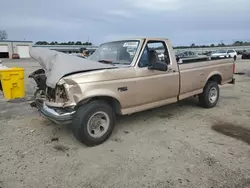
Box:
(209, 87, 218, 103)
(87, 111, 110, 138)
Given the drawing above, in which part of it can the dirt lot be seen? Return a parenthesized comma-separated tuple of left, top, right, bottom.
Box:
(0, 58, 250, 188)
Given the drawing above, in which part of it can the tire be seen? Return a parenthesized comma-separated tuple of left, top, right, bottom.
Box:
(72, 100, 115, 146)
(199, 81, 220, 108)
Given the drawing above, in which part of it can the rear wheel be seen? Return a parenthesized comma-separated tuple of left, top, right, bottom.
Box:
(199, 81, 220, 108)
(72, 100, 115, 146)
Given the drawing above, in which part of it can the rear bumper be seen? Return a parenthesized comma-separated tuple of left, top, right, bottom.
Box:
(39, 101, 75, 124)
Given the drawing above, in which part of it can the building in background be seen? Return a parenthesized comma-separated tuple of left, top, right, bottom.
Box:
(0, 40, 33, 59)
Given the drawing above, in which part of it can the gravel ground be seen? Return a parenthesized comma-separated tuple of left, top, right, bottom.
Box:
(0, 58, 250, 188)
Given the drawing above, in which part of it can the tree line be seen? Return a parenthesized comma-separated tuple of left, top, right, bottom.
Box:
(37, 41, 250, 48)
(174, 41, 250, 49)
(35, 41, 92, 45)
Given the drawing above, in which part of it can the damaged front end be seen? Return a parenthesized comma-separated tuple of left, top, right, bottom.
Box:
(30, 70, 77, 108)
(29, 69, 47, 109)
(46, 85, 68, 104)
(28, 47, 114, 124)
(36, 79, 82, 125)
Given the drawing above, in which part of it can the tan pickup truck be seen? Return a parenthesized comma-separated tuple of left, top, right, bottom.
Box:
(31, 37, 235, 146)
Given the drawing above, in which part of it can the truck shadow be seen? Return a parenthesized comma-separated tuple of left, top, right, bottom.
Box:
(211, 121, 250, 145)
(38, 97, 200, 146)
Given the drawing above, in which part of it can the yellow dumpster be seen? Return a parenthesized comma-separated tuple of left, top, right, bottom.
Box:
(0, 67, 25, 100)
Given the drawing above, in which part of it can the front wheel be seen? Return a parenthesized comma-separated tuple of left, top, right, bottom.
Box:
(72, 100, 115, 146)
(199, 81, 220, 108)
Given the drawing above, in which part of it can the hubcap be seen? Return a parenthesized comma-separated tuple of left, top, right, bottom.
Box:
(87, 111, 110, 138)
(209, 87, 218, 103)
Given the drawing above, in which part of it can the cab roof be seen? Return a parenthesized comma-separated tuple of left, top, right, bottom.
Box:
(104, 37, 169, 43)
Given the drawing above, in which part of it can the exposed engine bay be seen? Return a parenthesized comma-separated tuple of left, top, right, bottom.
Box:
(29, 70, 69, 108)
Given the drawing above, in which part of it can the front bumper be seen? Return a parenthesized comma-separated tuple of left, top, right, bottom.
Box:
(39, 101, 75, 124)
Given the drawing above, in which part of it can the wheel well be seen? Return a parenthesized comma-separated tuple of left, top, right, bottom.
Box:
(207, 74, 222, 85)
(75, 96, 122, 115)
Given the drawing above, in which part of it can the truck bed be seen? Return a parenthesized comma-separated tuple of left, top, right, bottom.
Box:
(177, 58, 234, 100)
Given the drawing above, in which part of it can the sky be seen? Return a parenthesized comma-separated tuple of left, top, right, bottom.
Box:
(1, 0, 250, 46)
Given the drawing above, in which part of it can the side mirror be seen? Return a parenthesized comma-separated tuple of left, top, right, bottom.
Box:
(148, 61, 168, 71)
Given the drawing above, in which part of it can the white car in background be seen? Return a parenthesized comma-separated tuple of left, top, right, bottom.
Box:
(211, 49, 237, 59)
(158, 53, 165, 61)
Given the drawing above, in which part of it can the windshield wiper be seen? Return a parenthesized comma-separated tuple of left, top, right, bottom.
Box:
(98, 60, 113, 64)
(112, 62, 130, 65)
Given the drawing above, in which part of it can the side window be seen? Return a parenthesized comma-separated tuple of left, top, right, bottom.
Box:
(138, 41, 170, 67)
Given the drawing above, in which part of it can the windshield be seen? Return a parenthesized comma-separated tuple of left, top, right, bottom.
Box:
(216, 50, 226, 53)
(88, 40, 140, 65)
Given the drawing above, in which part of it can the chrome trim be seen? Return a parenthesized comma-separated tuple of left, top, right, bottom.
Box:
(40, 102, 75, 125)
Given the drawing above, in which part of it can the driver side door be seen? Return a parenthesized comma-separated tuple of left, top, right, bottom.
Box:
(134, 40, 180, 108)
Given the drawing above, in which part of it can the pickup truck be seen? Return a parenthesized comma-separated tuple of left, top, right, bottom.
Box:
(30, 37, 235, 146)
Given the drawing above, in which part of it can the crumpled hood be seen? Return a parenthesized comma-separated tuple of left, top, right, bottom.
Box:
(29, 47, 114, 88)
